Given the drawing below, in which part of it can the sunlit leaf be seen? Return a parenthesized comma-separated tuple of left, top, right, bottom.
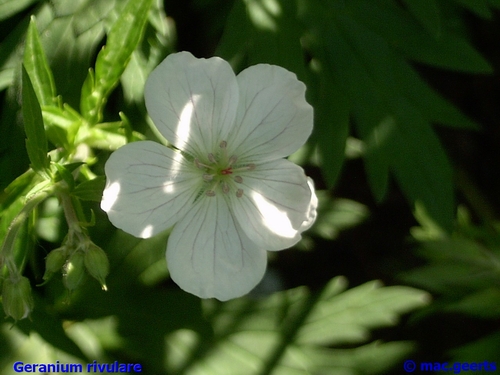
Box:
(24, 16, 57, 107)
(21, 65, 50, 176)
(164, 277, 429, 375)
(80, 0, 154, 124)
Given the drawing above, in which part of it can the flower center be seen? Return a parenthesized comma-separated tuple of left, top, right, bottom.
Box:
(194, 141, 255, 198)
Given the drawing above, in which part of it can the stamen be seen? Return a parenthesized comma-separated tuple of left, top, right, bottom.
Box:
(228, 155, 238, 166)
(206, 190, 216, 197)
(236, 189, 244, 198)
(208, 153, 216, 163)
(195, 158, 214, 170)
(234, 176, 243, 183)
(222, 182, 229, 194)
(203, 174, 214, 181)
(232, 163, 256, 173)
(194, 158, 203, 169)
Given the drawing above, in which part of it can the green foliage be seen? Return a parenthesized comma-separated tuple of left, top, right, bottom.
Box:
(217, 0, 490, 231)
(0, 0, 498, 373)
(162, 277, 428, 375)
(401, 206, 500, 366)
(80, 0, 153, 124)
(21, 65, 50, 176)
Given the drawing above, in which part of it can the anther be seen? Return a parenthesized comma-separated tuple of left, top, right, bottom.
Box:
(219, 140, 227, 148)
(206, 190, 216, 197)
(228, 155, 238, 166)
(236, 189, 244, 198)
(222, 182, 229, 194)
(203, 174, 214, 181)
(247, 163, 256, 171)
(234, 176, 243, 183)
(208, 153, 216, 163)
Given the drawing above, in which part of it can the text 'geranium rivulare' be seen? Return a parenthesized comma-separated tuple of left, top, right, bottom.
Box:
(101, 52, 317, 300)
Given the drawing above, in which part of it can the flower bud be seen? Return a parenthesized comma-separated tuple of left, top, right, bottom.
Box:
(43, 247, 68, 281)
(2, 276, 34, 321)
(63, 251, 86, 291)
(84, 243, 109, 291)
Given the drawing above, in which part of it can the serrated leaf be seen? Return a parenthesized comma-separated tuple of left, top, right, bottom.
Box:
(346, 0, 493, 73)
(24, 16, 57, 107)
(296, 280, 429, 345)
(216, 0, 308, 80)
(72, 176, 106, 202)
(165, 277, 428, 375)
(80, 0, 153, 124)
(312, 193, 369, 240)
(22, 65, 50, 176)
(302, 3, 459, 227)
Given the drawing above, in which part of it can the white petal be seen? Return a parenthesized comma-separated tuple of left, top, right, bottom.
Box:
(227, 64, 313, 162)
(101, 141, 200, 238)
(167, 196, 267, 301)
(145, 51, 239, 157)
(230, 159, 314, 250)
(301, 177, 319, 232)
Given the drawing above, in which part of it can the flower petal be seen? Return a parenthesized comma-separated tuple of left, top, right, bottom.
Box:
(101, 141, 199, 238)
(301, 177, 319, 232)
(230, 159, 315, 250)
(145, 51, 239, 158)
(227, 64, 313, 162)
(167, 196, 267, 301)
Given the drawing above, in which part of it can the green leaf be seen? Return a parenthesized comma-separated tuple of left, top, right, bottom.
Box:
(451, 0, 493, 18)
(22, 65, 50, 176)
(347, 0, 493, 73)
(295, 279, 429, 346)
(401, 0, 441, 37)
(309, 54, 351, 188)
(23, 16, 57, 107)
(163, 277, 428, 375)
(301, 2, 459, 228)
(216, 0, 308, 80)
(72, 176, 106, 202)
(450, 332, 500, 364)
(312, 194, 369, 240)
(120, 0, 173, 105)
(0, 169, 37, 211)
(388, 106, 454, 231)
(0, 0, 37, 22)
(445, 288, 500, 318)
(80, 0, 154, 124)
(400, 237, 500, 295)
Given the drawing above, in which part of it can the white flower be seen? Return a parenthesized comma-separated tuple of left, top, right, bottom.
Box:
(101, 52, 317, 301)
